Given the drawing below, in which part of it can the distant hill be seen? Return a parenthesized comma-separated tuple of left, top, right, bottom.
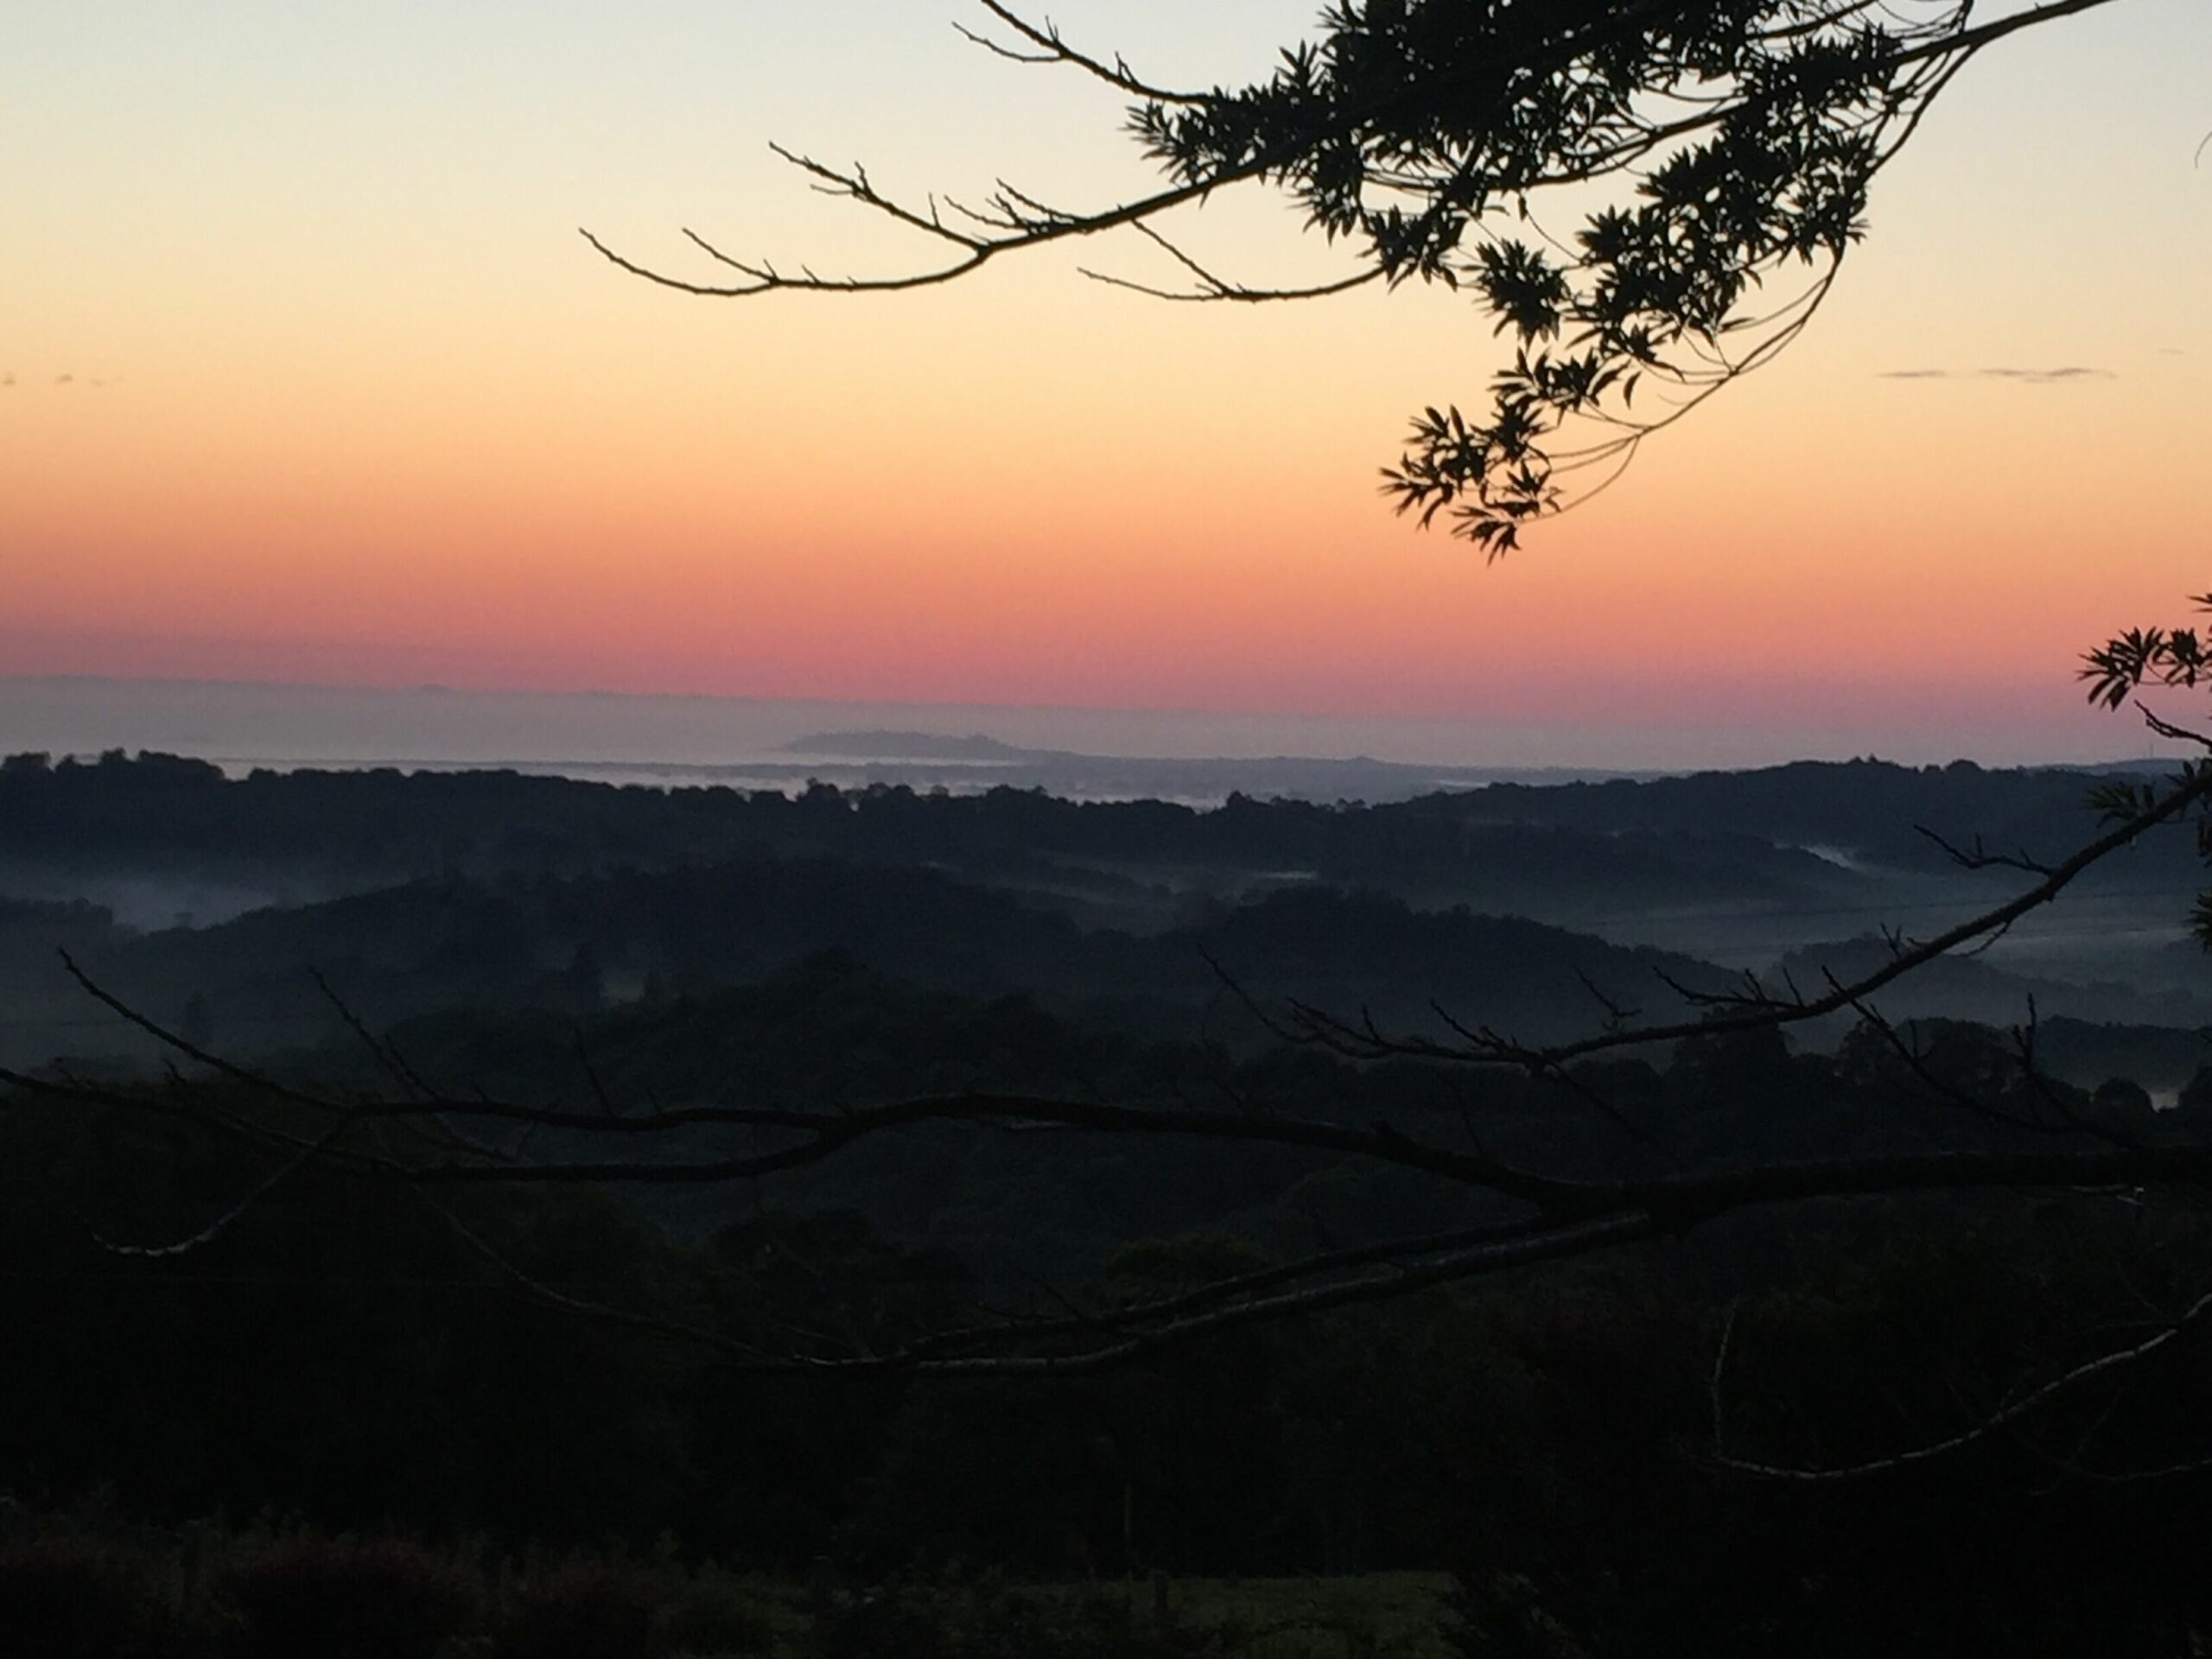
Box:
(1768, 934, 2212, 1030)
(9, 852, 1744, 1069)
(785, 730, 1027, 760)
(1452, 756, 2185, 874)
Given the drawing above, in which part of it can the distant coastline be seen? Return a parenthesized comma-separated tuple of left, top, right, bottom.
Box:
(0, 672, 2182, 792)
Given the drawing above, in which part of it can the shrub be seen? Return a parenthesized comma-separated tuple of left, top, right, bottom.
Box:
(0, 1538, 190, 1659)
(662, 1569, 778, 1657)
(1445, 1573, 1596, 1659)
(217, 1536, 477, 1659)
(811, 1573, 1234, 1659)
(492, 1560, 669, 1659)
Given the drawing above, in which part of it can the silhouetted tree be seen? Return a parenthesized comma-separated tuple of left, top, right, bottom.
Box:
(588, 0, 2130, 553)
(575, 0, 2212, 1471)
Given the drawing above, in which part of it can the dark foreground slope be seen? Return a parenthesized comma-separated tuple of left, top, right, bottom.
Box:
(8, 957, 2212, 1652)
(8, 751, 2212, 1654)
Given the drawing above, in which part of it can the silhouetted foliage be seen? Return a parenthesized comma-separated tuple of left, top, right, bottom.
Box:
(592, 0, 2124, 551)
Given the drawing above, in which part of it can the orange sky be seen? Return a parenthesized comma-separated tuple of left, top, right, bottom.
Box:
(3, 0, 2208, 760)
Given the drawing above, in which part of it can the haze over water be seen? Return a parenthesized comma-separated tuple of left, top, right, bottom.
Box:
(0, 676, 2181, 799)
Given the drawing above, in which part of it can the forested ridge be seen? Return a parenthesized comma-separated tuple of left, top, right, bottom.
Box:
(7, 753, 2212, 1650)
(5, 749, 2205, 1066)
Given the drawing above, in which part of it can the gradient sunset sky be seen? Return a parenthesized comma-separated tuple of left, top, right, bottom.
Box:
(4, 0, 2207, 762)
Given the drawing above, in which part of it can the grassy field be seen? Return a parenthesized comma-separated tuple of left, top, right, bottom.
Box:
(727, 1569, 1459, 1659)
(0, 1511, 1460, 1658)
(1047, 1573, 1458, 1659)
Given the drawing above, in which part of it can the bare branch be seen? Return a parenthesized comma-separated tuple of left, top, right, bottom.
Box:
(956, 2, 1209, 105)
(1273, 764, 2212, 1071)
(580, 144, 1287, 299)
(1081, 223, 1383, 302)
(1914, 823, 2056, 878)
(85, 1107, 371, 1260)
(1716, 1284, 2212, 1482)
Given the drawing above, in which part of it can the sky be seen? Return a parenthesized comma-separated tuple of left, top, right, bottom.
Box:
(3, 0, 2209, 766)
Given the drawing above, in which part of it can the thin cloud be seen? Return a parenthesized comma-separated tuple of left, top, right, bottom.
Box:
(1979, 365, 2113, 382)
(1878, 365, 2116, 384)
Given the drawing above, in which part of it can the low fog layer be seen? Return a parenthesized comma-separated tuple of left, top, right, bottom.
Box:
(3, 749, 2205, 1099)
